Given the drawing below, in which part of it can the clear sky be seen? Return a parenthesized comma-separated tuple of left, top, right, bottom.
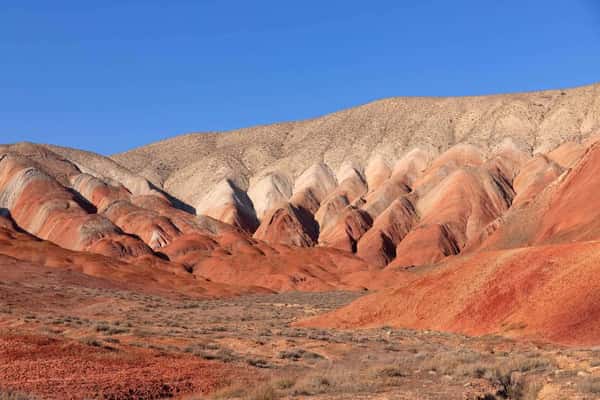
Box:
(2, 1, 600, 155)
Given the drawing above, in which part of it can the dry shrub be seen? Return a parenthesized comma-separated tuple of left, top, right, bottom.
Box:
(374, 366, 407, 378)
(80, 336, 101, 347)
(210, 383, 279, 400)
(292, 376, 331, 396)
(491, 371, 543, 400)
(420, 349, 482, 375)
(487, 356, 551, 400)
(210, 384, 247, 399)
(503, 355, 556, 373)
(244, 384, 279, 400)
(291, 363, 376, 396)
(278, 348, 323, 361)
(273, 377, 295, 390)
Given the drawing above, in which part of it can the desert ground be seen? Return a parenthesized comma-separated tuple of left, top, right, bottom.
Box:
(2, 264, 600, 400)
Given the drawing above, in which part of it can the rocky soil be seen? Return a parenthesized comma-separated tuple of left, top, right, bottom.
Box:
(3, 275, 600, 400)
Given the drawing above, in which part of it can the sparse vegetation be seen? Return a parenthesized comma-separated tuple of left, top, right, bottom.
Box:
(273, 378, 296, 390)
(246, 358, 271, 368)
(278, 349, 323, 361)
(80, 336, 101, 347)
(7, 286, 600, 399)
(491, 369, 543, 400)
(244, 384, 279, 400)
(375, 366, 407, 378)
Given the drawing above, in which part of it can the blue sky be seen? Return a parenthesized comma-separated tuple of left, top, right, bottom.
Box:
(1, 1, 599, 154)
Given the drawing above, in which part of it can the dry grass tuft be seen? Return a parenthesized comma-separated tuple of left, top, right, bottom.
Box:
(210, 383, 279, 400)
(244, 384, 279, 400)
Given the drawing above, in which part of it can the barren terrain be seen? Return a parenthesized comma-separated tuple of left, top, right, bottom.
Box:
(2, 267, 600, 399)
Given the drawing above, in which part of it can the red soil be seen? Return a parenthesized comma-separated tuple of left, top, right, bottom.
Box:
(299, 241, 600, 345)
(191, 244, 397, 292)
(0, 334, 250, 400)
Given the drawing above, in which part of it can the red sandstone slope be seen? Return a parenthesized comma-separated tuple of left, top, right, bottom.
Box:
(298, 241, 600, 345)
(0, 154, 153, 258)
(299, 141, 600, 345)
(535, 142, 600, 243)
(0, 211, 255, 298)
(245, 141, 529, 269)
(477, 141, 600, 251)
(0, 144, 396, 294)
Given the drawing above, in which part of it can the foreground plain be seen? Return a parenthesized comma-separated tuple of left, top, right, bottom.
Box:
(2, 269, 600, 399)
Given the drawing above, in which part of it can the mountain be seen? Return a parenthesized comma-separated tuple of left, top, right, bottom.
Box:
(299, 140, 600, 345)
(1, 83, 600, 345)
(113, 82, 600, 219)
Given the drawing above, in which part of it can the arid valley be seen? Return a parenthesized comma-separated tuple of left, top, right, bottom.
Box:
(2, 81, 600, 399)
